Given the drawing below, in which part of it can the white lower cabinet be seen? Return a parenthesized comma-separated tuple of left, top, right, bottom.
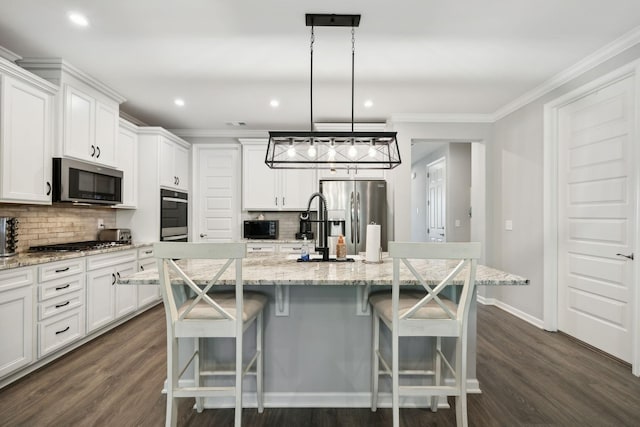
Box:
(1, 247, 162, 385)
(86, 250, 137, 333)
(38, 308, 84, 358)
(0, 267, 34, 378)
(247, 243, 277, 253)
(37, 259, 86, 358)
(137, 246, 161, 307)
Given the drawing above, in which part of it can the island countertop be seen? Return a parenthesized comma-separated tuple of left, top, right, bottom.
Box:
(118, 252, 528, 286)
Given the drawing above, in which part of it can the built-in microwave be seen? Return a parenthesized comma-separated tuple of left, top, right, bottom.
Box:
(244, 220, 279, 239)
(53, 158, 123, 205)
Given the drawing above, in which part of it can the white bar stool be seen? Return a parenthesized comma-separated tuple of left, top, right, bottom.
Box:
(155, 242, 266, 427)
(369, 241, 480, 427)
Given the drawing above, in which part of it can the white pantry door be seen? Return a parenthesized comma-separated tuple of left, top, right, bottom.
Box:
(427, 158, 446, 242)
(195, 147, 240, 242)
(557, 76, 635, 362)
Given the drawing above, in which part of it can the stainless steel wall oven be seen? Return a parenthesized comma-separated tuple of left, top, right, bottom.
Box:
(160, 189, 188, 242)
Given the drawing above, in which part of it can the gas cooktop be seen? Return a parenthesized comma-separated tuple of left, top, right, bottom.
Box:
(29, 240, 129, 252)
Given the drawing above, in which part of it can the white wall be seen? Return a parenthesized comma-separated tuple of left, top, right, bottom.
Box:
(447, 143, 472, 242)
(484, 43, 640, 322)
(410, 143, 471, 243)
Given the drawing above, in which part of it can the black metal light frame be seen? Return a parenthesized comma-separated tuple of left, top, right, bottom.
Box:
(265, 13, 401, 170)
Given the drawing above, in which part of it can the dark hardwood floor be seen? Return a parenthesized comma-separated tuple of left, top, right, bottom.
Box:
(1, 304, 639, 426)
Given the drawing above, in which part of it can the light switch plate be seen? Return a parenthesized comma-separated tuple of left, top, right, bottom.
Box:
(455, 219, 461, 227)
(505, 220, 513, 231)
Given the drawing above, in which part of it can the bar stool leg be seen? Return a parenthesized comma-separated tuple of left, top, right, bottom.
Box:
(371, 310, 380, 411)
(195, 338, 203, 412)
(257, 311, 264, 413)
(431, 336, 441, 412)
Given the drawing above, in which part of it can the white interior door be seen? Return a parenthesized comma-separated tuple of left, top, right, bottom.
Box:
(427, 158, 446, 242)
(557, 75, 635, 362)
(195, 147, 240, 242)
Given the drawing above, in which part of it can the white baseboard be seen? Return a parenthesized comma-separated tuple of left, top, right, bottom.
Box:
(477, 295, 544, 329)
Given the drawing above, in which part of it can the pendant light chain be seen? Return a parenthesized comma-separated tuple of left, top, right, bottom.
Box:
(351, 26, 355, 133)
(310, 26, 315, 132)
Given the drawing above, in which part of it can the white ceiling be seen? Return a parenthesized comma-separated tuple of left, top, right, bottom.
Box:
(1, 0, 639, 132)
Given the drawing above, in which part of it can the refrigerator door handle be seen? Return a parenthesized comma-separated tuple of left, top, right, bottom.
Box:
(356, 192, 361, 244)
(350, 191, 355, 244)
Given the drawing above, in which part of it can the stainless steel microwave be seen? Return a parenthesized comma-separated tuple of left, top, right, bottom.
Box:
(244, 220, 278, 239)
(53, 158, 123, 205)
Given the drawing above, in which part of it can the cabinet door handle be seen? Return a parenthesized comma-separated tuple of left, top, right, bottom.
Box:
(275, 197, 278, 206)
(117, 272, 121, 280)
(55, 284, 70, 291)
(177, 177, 180, 185)
(46, 181, 52, 196)
(91, 145, 96, 157)
(200, 233, 207, 238)
(55, 301, 70, 309)
(140, 265, 144, 271)
(112, 273, 116, 285)
(55, 267, 70, 273)
(144, 250, 152, 254)
(96, 146, 101, 158)
(55, 326, 70, 335)
(282, 197, 285, 206)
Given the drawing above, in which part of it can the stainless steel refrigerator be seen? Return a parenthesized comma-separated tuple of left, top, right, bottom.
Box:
(320, 179, 387, 255)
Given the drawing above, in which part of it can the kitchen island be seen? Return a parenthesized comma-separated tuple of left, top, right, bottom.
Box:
(119, 252, 528, 409)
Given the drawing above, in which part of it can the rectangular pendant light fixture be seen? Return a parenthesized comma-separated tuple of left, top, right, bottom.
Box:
(265, 14, 401, 170)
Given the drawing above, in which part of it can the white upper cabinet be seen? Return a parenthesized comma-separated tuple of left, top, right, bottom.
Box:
(159, 136, 190, 191)
(116, 119, 138, 208)
(19, 58, 125, 168)
(0, 59, 56, 204)
(241, 140, 316, 210)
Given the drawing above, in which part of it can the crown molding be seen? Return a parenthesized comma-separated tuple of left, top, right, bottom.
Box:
(0, 45, 22, 62)
(0, 56, 58, 94)
(170, 129, 269, 138)
(390, 113, 494, 123)
(18, 57, 127, 104)
(119, 111, 147, 127)
(493, 24, 640, 121)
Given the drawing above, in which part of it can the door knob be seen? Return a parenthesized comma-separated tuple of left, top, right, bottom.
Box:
(200, 233, 207, 238)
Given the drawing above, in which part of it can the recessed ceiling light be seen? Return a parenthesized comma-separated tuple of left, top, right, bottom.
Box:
(364, 100, 373, 108)
(174, 98, 185, 107)
(270, 99, 280, 108)
(68, 12, 89, 27)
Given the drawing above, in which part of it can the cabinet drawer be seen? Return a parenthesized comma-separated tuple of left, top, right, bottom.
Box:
(38, 274, 84, 301)
(86, 250, 137, 271)
(38, 308, 85, 358)
(38, 289, 83, 321)
(0, 266, 34, 292)
(137, 247, 154, 259)
(247, 244, 277, 253)
(279, 243, 305, 253)
(39, 259, 84, 282)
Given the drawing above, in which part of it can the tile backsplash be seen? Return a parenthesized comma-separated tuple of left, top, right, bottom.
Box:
(0, 203, 117, 253)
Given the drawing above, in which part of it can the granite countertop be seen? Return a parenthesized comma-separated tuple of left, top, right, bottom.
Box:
(119, 252, 529, 287)
(0, 243, 153, 271)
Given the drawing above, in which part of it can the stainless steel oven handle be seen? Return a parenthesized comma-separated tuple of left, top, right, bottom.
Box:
(162, 234, 188, 241)
(162, 197, 188, 203)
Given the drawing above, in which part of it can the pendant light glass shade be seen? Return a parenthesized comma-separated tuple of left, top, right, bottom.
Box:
(265, 14, 401, 170)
